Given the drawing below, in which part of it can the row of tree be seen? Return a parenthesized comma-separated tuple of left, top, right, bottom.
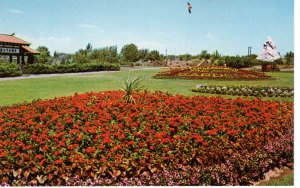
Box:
(34, 43, 163, 65)
(33, 43, 294, 66)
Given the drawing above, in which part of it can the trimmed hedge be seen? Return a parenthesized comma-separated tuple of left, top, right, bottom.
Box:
(0, 62, 22, 78)
(22, 62, 120, 74)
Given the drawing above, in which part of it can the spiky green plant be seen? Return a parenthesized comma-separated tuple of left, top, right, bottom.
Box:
(121, 77, 144, 104)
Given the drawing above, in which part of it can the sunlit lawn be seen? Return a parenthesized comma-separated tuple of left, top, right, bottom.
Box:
(0, 68, 294, 106)
(259, 173, 293, 186)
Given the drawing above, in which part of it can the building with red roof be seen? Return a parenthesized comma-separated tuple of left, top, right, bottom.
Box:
(0, 33, 40, 66)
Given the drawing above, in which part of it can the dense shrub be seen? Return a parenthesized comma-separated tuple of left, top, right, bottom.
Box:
(221, 56, 252, 68)
(0, 62, 22, 78)
(273, 58, 284, 65)
(22, 62, 120, 74)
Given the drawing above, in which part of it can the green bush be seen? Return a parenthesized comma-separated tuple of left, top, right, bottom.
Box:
(274, 58, 284, 65)
(22, 62, 120, 74)
(0, 62, 22, 78)
(22, 63, 53, 74)
(222, 56, 253, 68)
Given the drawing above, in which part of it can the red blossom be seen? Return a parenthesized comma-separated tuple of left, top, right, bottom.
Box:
(39, 158, 46, 166)
(86, 147, 96, 153)
(100, 157, 107, 163)
(0, 90, 293, 185)
(149, 146, 155, 150)
(54, 158, 63, 165)
(53, 151, 61, 156)
(35, 154, 42, 160)
(0, 151, 8, 158)
(206, 129, 218, 136)
(203, 142, 209, 146)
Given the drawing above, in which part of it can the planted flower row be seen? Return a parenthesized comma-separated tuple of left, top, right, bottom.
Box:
(192, 85, 294, 97)
(0, 91, 293, 185)
(2, 127, 293, 186)
(153, 66, 272, 80)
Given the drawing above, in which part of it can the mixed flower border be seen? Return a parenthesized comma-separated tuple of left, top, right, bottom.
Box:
(0, 91, 293, 186)
(153, 66, 273, 80)
(192, 85, 294, 98)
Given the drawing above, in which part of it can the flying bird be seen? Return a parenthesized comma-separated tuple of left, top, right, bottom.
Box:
(187, 2, 192, 14)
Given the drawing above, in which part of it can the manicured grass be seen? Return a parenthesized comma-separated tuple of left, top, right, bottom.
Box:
(0, 68, 294, 106)
(259, 173, 294, 186)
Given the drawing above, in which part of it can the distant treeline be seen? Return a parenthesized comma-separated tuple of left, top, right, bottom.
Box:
(0, 43, 294, 78)
(15, 43, 294, 67)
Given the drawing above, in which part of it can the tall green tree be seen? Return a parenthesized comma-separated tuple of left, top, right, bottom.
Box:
(179, 54, 192, 61)
(120, 44, 139, 62)
(86, 43, 93, 54)
(35, 46, 51, 64)
(53, 51, 59, 58)
(199, 50, 211, 59)
(72, 49, 89, 64)
(90, 46, 119, 63)
(284, 51, 294, 64)
(211, 50, 221, 61)
(146, 50, 160, 61)
(138, 49, 149, 61)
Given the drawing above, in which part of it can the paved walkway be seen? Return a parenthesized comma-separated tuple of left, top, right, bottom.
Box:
(0, 66, 163, 81)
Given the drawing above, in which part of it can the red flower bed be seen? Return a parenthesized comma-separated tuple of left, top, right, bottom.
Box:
(0, 91, 293, 185)
(153, 66, 272, 80)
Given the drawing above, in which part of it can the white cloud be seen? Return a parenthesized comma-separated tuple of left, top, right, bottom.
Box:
(77, 24, 107, 34)
(77, 24, 98, 29)
(16, 34, 75, 54)
(6, 9, 24, 14)
(137, 41, 165, 51)
(94, 40, 118, 47)
(205, 32, 215, 40)
(204, 32, 222, 44)
(93, 40, 166, 53)
(119, 31, 134, 36)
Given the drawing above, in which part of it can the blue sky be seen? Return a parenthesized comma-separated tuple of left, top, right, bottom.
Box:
(0, 0, 294, 56)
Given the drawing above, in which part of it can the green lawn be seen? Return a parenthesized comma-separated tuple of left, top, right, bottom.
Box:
(0, 68, 294, 106)
(259, 173, 294, 186)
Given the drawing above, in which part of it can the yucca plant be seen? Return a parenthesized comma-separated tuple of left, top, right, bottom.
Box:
(121, 77, 144, 104)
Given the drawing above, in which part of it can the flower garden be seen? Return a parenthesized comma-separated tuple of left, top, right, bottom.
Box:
(0, 90, 293, 186)
(153, 66, 273, 80)
(192, 85, 294, 98)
